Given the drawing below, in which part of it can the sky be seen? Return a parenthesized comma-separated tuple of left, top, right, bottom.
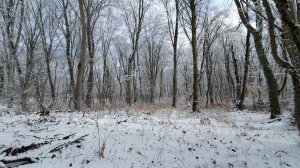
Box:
(212, 0, 240, 27)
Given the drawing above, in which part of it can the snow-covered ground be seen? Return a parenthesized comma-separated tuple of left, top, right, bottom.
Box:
(0, 106, 299, 168)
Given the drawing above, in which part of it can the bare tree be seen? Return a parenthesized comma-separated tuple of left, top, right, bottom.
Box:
(181, 0, 202, 112)
(14, 1, 41, 111)
(237, 29, 251, 110)
(85, 0, 110, 108)
(121, 0, 147, 106)
(200, 7, 226, 107)
(161, 0, 180, 107)
(74, 0, 87, 110)
(99, 13, 116, 106)
(0, 62, 4, 96)
(262, 0, 300, 132)
(142, 19, 166, 104)
(272, 0, 300, 52)
(234, 0, 281, 118)
(35, 0, 59, 102)
(58, 0, 78, 107)
(1, 0, 25, 108)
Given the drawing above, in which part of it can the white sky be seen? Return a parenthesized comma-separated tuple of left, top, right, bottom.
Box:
(213, 0, 240, 27)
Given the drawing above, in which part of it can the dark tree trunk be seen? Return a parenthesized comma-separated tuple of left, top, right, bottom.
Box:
(0, 65, 4, 96)
(85, 12, 95, 108)
(237, 30, 251, 110)
(263, 0, 300, 133)
(102, 53, 111, 105)
(231, 44, 241, 104)
(126, 59, 134, 106)
(291, 73, 300, 135)
(297, 0, 300, 23)
(273, 0, 300, 52)
(205, 51, 214, 107)
(234, 0, 281, 118)
(253, 33, 281, 118)
(190, 0, 200, 112)
(46, 56, 55, 101)
(159, 68, 164, 101)
(171, 0, 179, 107)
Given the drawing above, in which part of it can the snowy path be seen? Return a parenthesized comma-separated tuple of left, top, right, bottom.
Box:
(0, 109, 299, 168)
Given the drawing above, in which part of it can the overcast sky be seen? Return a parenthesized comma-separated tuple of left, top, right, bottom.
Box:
(213, 0, 240, 26)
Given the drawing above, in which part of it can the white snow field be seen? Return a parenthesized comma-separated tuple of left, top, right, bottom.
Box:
(0, 107, 299, 168)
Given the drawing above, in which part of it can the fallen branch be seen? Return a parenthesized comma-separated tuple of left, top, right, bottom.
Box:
(117, 120, 127, 125)
(62, 133, 76, 140)
(267, 118, 282, 123)
(1, 141, 50, 156)
(49, 134, 88, 153)
(0, 157, 35, 167)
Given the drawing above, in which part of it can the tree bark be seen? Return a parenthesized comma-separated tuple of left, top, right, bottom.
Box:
(190, 0, 200, 112)
(205, 50, 214, 107)
(273, 0, 300, 53)
(231, 44, 241, 104)
(237, 30, 251, 110)
(74, 0, 87, 110)
(0, 65, 4, 96)
(85, 11, 95, 108)
(253, 32, 281, 118)
(291, 73, 300, 135)
(172, 0, 180, 107)
(297, 0, 300, 23)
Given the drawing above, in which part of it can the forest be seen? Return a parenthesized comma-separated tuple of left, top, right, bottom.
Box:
(0, 0, 300, 167)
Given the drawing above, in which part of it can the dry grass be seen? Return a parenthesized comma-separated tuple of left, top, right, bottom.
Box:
(132, 103, 174, 112)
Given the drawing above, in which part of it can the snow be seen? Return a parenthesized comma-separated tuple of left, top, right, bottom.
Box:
(0, 107, 299, 168)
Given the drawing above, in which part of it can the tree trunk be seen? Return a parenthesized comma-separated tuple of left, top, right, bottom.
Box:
(190, 0, 200, 112)
(3, 0, 24, 108)
(62, 0, 75, 107)
(253, 33, 281, 118)
(297, 0, 300, 22)
(237, 30, 251, 110)
(234, 0, 281, 118)
(37, 4, 56, 102)
(263, 0, 300, 132)
(85, 13, 95, 108)
(150, 80, 155, 104)
(291, 73, 300, 135)
(20, 85, 28, 111)
(205, 51, 214, 107)
(74, 0, 87, 110)
(102, 53, 111, 105)
(224, 45, 235, 104)
(171, 0, 179, 107)
(273, 0, 300, 53)
(46, 56, 55, 101)
(126, 59, 134, 106)
(231, 44, 241, 104)
(0, 65, 4, 96)
(159, 68, 164, 101)
(6, 62, 14, 108)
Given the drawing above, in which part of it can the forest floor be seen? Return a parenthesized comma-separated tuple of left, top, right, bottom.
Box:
(0, 105, 299, 168)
